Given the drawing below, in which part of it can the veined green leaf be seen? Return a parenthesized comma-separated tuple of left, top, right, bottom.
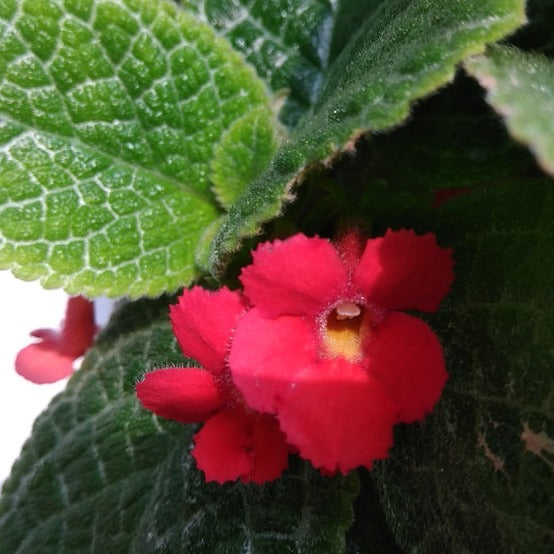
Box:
(210, 106, 277, 209)
(465, 45, 554, 176)
(0, 298, 186, 552)
(0, 0, 273, 297)
(0, 297, 359, 553)
(209, 0, 526, 276)
(134, 452, 359, 553)
(185, 0, 388, 127)
(374, 180, 554, 553)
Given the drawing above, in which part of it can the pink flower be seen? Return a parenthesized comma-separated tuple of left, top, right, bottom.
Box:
(229, 229, 454, 474)
(135, 287, 289, 484)
(15, 296, 96, 384)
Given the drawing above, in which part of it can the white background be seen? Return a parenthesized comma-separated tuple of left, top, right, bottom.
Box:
(0, 271, 69, 485)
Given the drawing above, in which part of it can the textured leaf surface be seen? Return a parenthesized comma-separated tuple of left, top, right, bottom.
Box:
(510, 0, 554, 55)
(0, 0, 272, 297)
(0, 297, 359, 553)
(374, 181, 554, 553)
(465, 45, 554, 176)
(185, 0, 332, 127)
(0, 298, 185, 552)
(211, 106, 277, 209)
(209, 0, 526, 275)
(185, 0, 388, 127)
(134, 453, 358, 553)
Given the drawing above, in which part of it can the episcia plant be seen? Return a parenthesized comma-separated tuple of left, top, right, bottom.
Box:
(0, 0, 552, 552)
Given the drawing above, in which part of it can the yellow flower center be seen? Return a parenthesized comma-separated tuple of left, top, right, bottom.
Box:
(321, 302, 366, 361)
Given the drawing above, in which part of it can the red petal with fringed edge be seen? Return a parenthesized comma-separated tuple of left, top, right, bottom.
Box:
(170, 287, 246, 374)
(365, 311, 448, 423)
(240, 234, 347, 319)
(354, 229, 454, 312)
(15, 343, 75, 384)
(192, 409, 289, 484)
(276, 358, 398, 474)
(136, 368, 225, 423)
(229, 308, 317, 413)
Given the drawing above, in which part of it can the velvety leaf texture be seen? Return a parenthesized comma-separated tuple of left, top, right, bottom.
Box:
(185, 0, 388, 127)
(134, 453, 359, 553)
(210, 106, 277, 209)
(510, 0, 554, 56)
(365, 74, 539, 208)
(0, 0, 272, 297)
(465, 45, 554, 176)
(374, 181, 554, 553)
(0, 298, 359, 553)
(185, 0, 333, 127)
(209, 0, 526, 275)
(0, 298, 185, 552)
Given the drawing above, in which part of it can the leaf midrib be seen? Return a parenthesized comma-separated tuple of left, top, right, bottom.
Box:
(0, 113, 216, 205)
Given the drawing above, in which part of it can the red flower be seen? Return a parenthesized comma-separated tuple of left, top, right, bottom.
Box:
(15, 296, 96, 384)
(229, 229, 453, 474)
(135, 287, 289, 484)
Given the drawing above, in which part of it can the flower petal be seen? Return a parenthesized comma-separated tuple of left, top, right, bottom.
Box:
(170, 287, 246, 374)
(136, 368, 225, 423)
(192, 409, 288, 484)
(240, 234, 347, 318)
(354, 229, 454, 312)
(244, 414, 290, 484)
(276, 358, 397, 474)
(367, 312, 448, 422)
(15, 343, 75, 383)
(229, 308, 317, 413)
(59, 296, 96, 356)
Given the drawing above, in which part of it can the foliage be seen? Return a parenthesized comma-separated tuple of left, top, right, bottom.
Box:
(1, 0, 553, 552)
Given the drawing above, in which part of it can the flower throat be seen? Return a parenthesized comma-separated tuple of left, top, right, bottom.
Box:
(322, 302, 366, 361)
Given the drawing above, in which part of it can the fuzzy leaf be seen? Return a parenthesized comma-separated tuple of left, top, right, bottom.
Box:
(510, 0, 554, 56)
(209, 0, 526, 275)
(0, 298, 185, 552)
(374, 180, 554, 553)
(0, 297, 359, 553)
(185, 0, 333, 127)
(0, 0, 272, 297)
(211, 106, 277, 209)
(465, 45, 554, 176)
(134, 453, 359, 553)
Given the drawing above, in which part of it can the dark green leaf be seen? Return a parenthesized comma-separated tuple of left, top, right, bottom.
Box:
(0, 0, 273, 297)
(134, 453, 359, 553)
(510, 0, 554, 56)
(465, 45, 554, 176)
(374, 180, 554, 553)
(211, 106, 278, 209)
(1, 295, 359, 553)
(0, 297, 186, 552)
(209, 0, 526, 275)
(185, 0, 337, 127)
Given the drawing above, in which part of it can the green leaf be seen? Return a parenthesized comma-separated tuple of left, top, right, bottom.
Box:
(184, 0, 331, 127)
(370, 75, 538, 195)
(211, 106, 277, 209)
(0, 296, 359, 553)
(465, 45, 554, 176)
(0, 0, 272, 297)
(134, 452, 358, 553)
(0, 297, 186, 552)
(209, 0, 526, 275)
(373, 180, 554, 553)
(510, 0, 554, 55)
(185, 0, 390, 127)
